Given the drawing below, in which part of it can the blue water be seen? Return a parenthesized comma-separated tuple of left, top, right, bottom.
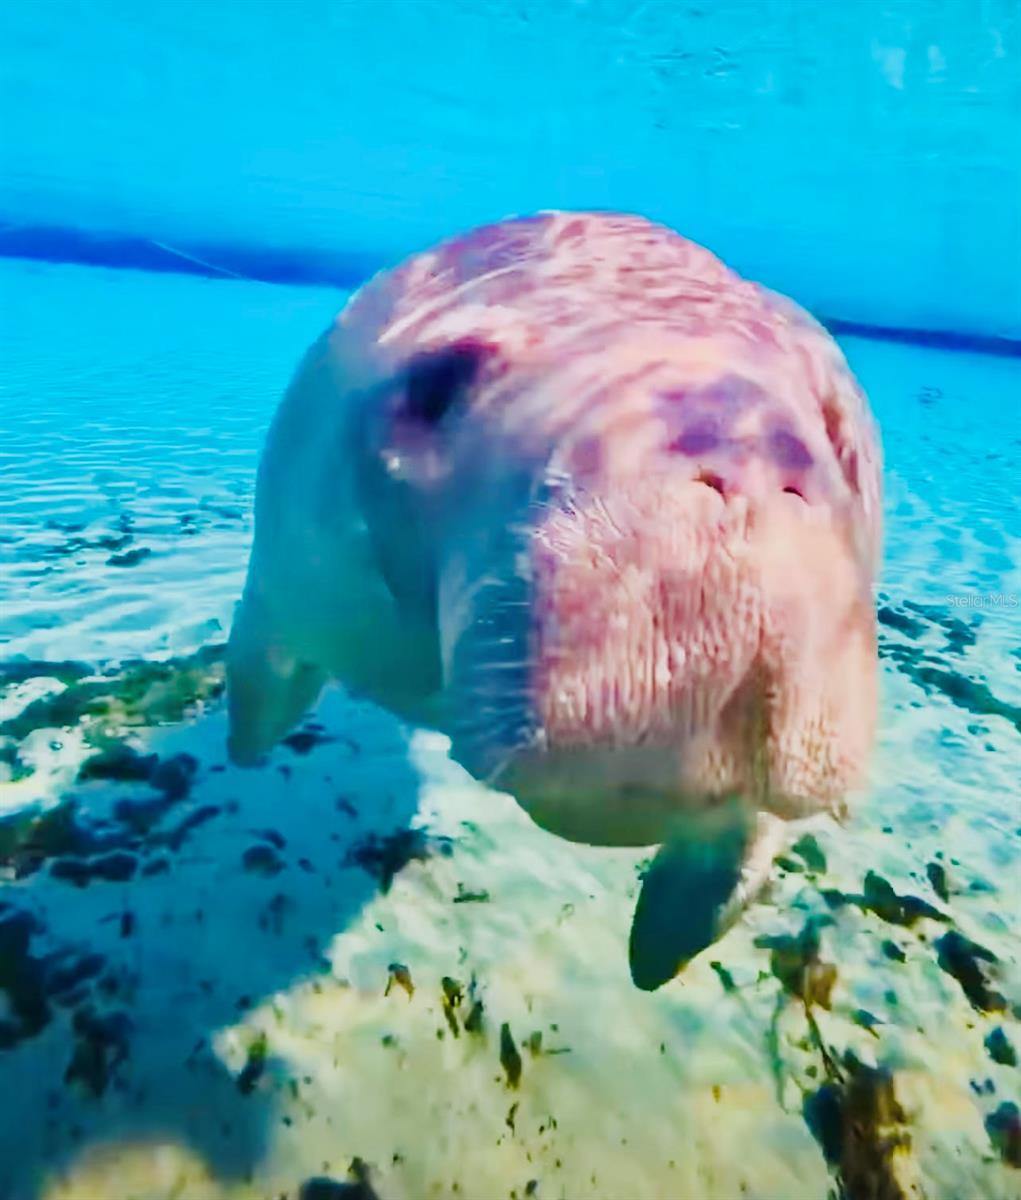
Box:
(3, 1, 1020, 336)
(1, 5, 1020, 1200)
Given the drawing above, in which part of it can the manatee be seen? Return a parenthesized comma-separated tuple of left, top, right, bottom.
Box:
(227, 211, 883, 990)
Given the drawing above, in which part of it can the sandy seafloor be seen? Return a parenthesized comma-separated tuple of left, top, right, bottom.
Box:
(0, 257, 1019, 1200)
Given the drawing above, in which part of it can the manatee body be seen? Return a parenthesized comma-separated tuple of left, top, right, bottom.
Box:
(227, 212, 883, 989)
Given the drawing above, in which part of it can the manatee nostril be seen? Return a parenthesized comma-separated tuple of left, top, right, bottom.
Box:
(695, 471, 726, 497)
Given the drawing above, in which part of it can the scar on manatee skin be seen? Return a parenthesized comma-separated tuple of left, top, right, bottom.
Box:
(670, 424, 721, 456)
(659, 374, 768, 416)
(768, 428, 814, 470)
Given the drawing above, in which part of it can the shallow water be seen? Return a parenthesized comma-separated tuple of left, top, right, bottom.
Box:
(1, 258, 1019, 1200)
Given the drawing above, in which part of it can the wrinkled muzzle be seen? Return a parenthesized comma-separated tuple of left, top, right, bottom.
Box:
(442, 472, 877, 848)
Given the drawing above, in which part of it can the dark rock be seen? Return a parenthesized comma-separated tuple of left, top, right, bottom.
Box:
(0, 659, 91, 686)
(756, 917, 837, 1008)
(149, 753, 198, 800)
(346, 828, 448, 894)
(877, 606, 925, 640)
(299, 1156, 380, 1199)
(803, 1057, 910, 1199)
(0, 644, 225, 740)
(861, 872, 946, 927)
(925, 862, 950, 903)
(49, 857, 93, 887)
(50, 851, 138, 887)
(242, 844, 284, 877)
(236, 1031, 268, 1095)
(78, 744, 158, 784)
(384, 964, 414, 1000)
(155, 804, 221, 852)
(500, 1023, 522, 1089)
(282, 728, 333, 755)
(0, 738, 34, 783)
(44, 953, 106, 998)
(986, 1102, 1021, 1168)
(452, 884, 490, 903)
(985, 1027, 1018, 1067)
(791, 834, 827, 873)
(441, 976, 463, 1037)
(935, 931, 1005, 1013)
(463, 998, 485, 1035)
(0, 907, 52, 1048)
(64, 1008, 131, 1097)
(106, 547, 151, 568)
(709, 960, 737, 992)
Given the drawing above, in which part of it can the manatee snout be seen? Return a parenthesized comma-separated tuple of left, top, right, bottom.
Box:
(446, 472, 876, 826)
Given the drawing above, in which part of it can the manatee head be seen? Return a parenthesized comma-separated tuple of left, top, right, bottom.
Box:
(356, 338, 880, 842)
(353, 327, 881, 989)
(231, 212, 882, 988)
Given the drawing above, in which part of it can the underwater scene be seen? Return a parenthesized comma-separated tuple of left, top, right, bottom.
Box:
(1, 5, 1019, 1200)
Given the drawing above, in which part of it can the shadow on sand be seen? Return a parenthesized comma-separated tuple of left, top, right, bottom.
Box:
(0, 649, 437, 1199)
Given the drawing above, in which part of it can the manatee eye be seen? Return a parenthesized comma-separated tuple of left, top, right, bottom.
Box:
(404, 342, 487, 425)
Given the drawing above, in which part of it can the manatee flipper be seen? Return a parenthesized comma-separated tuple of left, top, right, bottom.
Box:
(226, 593, 327, 766)
(716, 811, 787, 934)
(628, 807, 783, 991)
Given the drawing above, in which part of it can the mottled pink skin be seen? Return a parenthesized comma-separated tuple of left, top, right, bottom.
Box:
(341, 212, 882, 838)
